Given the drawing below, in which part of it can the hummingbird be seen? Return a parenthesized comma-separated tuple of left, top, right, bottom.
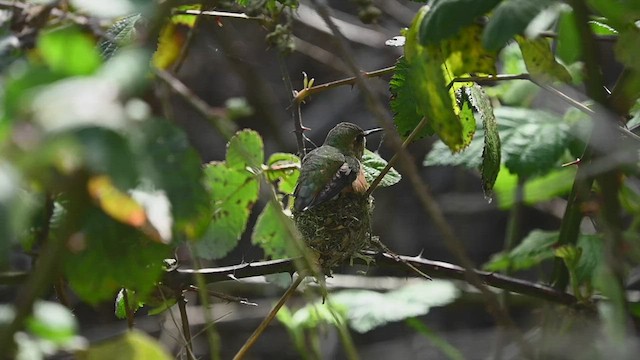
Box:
(293, 122, 383, 212)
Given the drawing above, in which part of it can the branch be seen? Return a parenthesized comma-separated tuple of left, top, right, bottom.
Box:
(294, 66, 395, 104)
(169, 252, 583, 309)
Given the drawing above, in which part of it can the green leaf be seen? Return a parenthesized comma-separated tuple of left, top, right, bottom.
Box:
(265, 152, 300, 195)
(484, 230, 557, 271)
(81, 330, 172, 360)
(405, 6, 460, 150)
(226, 129, 265, 171)
(362, 149, 401, 187)
(439, 24, 498, 77)
(171, 5, 202, 27)
(515, 36, 572, 82)
(493, 166, 576, 209)
(331, 280, 459, 333)
(575, 234, 604, 284)
(133, 119, 210, 239)
(252, 201, 297, 259)
(114, 288, 144, 319)
(64, 208, 171, 304)
(556, 10, 582, 64)
(196, 162, 259, 259)
(499, 107, 571, 177)
(389, 56, 434, 139)
(423, 130, 484, 168)
(99, 14, 141, 59)
(587, 0, 640, 30)
(26, 301, 77, 344)
(615, 28, 640, 72)
(466, 85, 500, 197)
(38, 26, 102, 76)
(482, 0, 555, 51)
(419, 0, 502, 45)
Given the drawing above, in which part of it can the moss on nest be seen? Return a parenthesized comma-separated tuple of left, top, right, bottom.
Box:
(293, 193, 375, 272)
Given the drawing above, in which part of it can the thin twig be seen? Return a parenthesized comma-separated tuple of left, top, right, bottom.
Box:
(366, 116, 428, 196)
(178, 294, 196, 360)
(232, 275, 304, 360)
(172, 9, 262, 21)
(294, 66, 395, 104)
(278, 55, 307, 157)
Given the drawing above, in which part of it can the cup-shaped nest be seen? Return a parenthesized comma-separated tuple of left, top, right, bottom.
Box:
(293, 193, 374, 271)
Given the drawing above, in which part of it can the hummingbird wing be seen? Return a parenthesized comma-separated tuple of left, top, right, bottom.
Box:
(293, 147, 358, 211)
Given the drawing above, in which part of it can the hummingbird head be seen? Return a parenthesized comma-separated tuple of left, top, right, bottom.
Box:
(323, 122, 383, 159)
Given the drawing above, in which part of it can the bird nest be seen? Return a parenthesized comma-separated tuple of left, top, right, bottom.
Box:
(293, 193, 375, 272)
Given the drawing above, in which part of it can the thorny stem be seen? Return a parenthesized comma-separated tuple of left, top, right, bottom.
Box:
(171, 252, 584, 308)
(309, 2, 533, 356)
(278, 54, 307, 157)
(293, 66, 395, 104)
(232, 275, 304, 360)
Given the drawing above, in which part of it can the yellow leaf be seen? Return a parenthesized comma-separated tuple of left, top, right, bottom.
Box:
(152, 23, 185, 70)
(516, 36, 572, 83)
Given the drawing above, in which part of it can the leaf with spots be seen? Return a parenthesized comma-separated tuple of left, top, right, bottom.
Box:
(482, 0, 556, 51)
(515, 36, 572, 82)
(195, 162, 259, 259)
(265, 152, 300, 195)
(440, 24, 498, 77)
(226, 129, 265, 171)
(466, 85, 500, 198)
(251, 201, 297, 259)
(419, 0, 502, 45)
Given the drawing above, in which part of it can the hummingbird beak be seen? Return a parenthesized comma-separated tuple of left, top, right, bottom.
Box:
(363, 128, 383, 136)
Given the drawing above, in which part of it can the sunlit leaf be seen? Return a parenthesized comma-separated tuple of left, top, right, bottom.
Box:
(466, 85, 500, 197)
(114, 288, 144, 319)
(38, 26, 102, 76)
(226, 129, 265, 171)
(389, 56, 434, 139)
(152, 23, 185, 70)
(362, 149, 401, 188)
(252, 201, 296, 259)
(557, 10, 581, 64)
(80, 330, 171, 360)
(195, 162, 259, 259)
(493, 166, 576, 209)
(265, 152, 300, 195)
(171, 4, 202, 27)
(331, 280, 459, 333)
(404, 7, 468, 152)
(26, 301, 77, 344)
(87, 175, 146, 228)
(515, 36, 572, 82)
